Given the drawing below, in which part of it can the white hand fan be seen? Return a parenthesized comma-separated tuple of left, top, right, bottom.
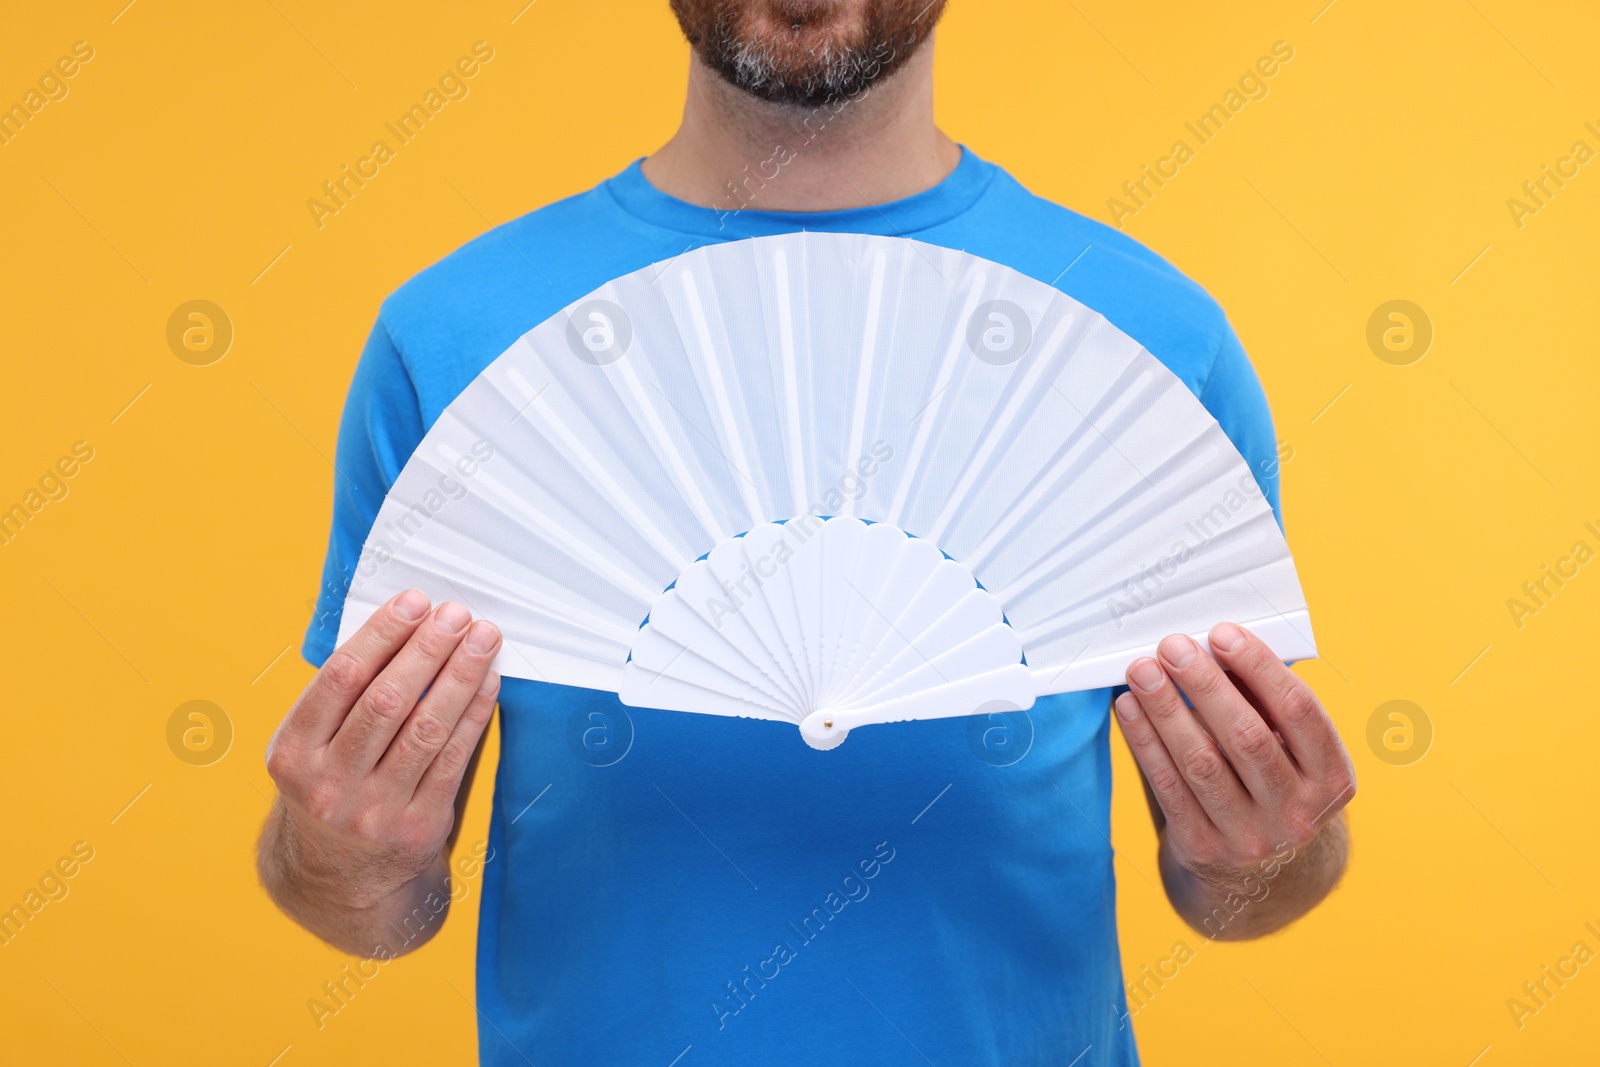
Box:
(337, 232, 1315, 749)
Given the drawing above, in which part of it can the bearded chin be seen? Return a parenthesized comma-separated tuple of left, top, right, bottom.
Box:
(723, 34, 890, 106)
(674, 1, 945, 108)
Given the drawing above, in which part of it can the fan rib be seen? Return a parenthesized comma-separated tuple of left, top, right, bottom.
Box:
(925, 306, 1083, 544)
(840, 248, 888, 519)
(679, 270, 765, 524)
(992, 422, 1239, 608)
(771, 248, 810, 518)
(724, 527, 811, 708)
(516, 382, 685, 565)
(884, 271, 988, 526)
(838, 624, 1024, 711)
(634, 583, 804, 717)
(424, 458, 659, 603)
(606, 351, 726, 545)
(833, 586, 1003, 708)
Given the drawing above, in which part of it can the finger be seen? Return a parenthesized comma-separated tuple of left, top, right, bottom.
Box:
(327, 602, 474, 774)
(378, 620, 502, 792)
(1157, 633, 1297, 802)
(413, 670, 500, 811)
(1226, 672, 1290, 748)
(1125, 655, 1250, 820)
(1207, 622, 1347, 779)
(1113, 691, 1214, 835)
(282, 589, 432, 747)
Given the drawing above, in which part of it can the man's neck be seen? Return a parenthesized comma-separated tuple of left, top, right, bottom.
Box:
(642, 44, 961, 215)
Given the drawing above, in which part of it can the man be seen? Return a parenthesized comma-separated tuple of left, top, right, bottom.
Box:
(259, 2, 1357, 1063)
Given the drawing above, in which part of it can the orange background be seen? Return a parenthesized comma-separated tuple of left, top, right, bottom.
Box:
(2, 1, 1597, 1063)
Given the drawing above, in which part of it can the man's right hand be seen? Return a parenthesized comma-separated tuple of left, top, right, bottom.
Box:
(257, 589, 501, 954)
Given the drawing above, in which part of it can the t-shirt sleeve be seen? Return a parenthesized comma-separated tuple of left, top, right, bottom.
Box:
(1198, 319, 1284, 531)
(301, 318, 426, 668)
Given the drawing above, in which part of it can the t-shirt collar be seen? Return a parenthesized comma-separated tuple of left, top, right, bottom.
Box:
(603, 145, 993, 239)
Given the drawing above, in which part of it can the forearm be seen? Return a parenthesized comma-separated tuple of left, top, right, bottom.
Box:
(256, 797, 452, 958)
(1160, 812, 1349, 942)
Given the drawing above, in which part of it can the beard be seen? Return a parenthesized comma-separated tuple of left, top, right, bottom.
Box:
(669, 0, 948, 108)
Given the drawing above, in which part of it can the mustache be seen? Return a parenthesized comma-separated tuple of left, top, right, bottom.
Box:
(766, 0, 847, 26)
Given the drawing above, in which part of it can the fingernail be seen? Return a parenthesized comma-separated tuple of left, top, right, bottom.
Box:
(1210, 622, 1245, 653)
(465, 620, 500, 654)
(1114, 692, 1142, 723)
(1159, 633, 1198, 668)
(1129, 657, 1164, 692)
(395, 589, 429, 621)
(435, 602, 471, 633)
(480, 670, 501, 696)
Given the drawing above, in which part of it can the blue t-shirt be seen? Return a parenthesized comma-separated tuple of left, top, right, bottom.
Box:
(303, 148, 1281, 1067)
